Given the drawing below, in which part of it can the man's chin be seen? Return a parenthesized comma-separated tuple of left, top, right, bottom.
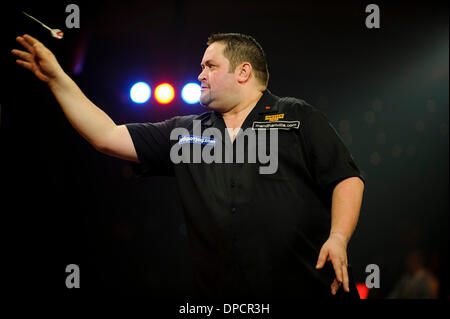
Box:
(200, 100, 219, 111)
(200, 97, 227, 112)
(199, 95, 211, 106)
(200, 97, 216, 110)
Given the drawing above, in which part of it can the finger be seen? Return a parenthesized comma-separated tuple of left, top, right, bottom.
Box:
(11, 49, 33, 62)
(342, 264, 350, 292)
(23, 34, 45, 52)
(315, 249, 328, 269)
(331, 278, 341, 295)
(16, 36, 34, 52)
(331, 258, 343, 283)
(23, 34, 43, 47)
(15, 59, 33, 71)
(331, 279, 336, 295)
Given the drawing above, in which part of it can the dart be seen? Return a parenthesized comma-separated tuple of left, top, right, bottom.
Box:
(22, 11, 64, 39)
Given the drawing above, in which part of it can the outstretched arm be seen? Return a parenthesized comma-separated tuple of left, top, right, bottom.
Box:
(12, 34, 138, 162)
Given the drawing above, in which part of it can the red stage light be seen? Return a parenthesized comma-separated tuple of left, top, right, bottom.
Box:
(356, 282, 369, 299)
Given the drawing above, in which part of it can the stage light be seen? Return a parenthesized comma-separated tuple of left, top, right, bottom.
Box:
(356, 282, 369, 299)
(181, 83, 201, 104)
(130, 82, 151, 104)
(155, 83, 175, 104)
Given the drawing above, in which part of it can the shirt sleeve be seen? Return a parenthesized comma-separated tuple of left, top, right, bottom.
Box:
(125, 117, 178, 176)
(303, 110, 366, 191)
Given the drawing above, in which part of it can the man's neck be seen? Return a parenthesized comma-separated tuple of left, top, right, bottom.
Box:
(221, 91, 263, 129)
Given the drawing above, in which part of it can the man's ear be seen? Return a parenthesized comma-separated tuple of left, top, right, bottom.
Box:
(236, 62, 252, 83)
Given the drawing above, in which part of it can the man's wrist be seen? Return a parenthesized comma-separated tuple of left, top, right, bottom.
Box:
(48, 70, 70, 91)
(329, 231, 350, 245)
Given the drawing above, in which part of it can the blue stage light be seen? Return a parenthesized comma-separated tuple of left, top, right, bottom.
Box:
(181, 83, 201, 104)
(130, 82, 151, 103)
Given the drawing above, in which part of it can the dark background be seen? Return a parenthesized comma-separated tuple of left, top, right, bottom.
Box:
(1, 0, 448, 303)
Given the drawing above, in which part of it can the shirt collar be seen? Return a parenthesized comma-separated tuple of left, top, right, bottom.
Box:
(203, 89, 280, 127)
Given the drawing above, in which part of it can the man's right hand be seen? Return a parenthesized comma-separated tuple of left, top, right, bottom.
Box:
(12, 34, 64, 84)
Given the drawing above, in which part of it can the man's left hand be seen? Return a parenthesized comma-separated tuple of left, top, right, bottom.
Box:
(315, 233, 350, 295)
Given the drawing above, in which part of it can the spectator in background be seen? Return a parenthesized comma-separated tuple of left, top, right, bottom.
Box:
(388, 250, 439, 298)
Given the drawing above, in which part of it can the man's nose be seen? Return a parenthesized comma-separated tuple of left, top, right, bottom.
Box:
(198, 69, 206, 82)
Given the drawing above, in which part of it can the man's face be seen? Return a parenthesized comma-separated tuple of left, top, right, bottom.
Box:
(198, 42, 239, 112)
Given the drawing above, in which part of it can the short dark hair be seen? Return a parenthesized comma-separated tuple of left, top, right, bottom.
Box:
(207, 33, 269, 88)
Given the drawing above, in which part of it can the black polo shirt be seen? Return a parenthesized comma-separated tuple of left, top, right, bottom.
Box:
(125, 90, 365, 299)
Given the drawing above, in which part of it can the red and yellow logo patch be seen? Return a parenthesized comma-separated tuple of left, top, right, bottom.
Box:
(265, 113, 285, 122)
